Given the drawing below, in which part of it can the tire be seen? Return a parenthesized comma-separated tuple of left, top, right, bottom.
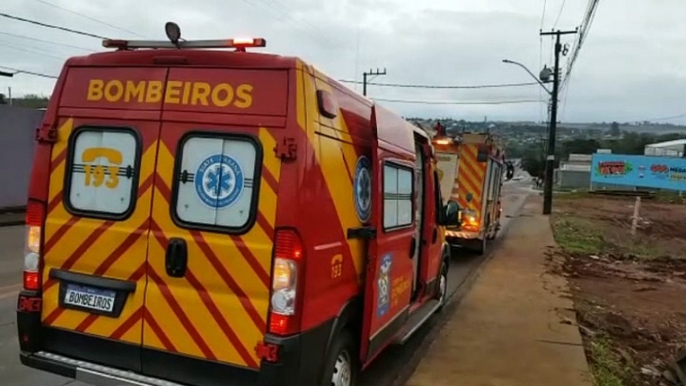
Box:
(474, 236, 487, 256)
(320, 331, 358, 386)
(435, 258, 449, 312)
(487, 226, 497, 240)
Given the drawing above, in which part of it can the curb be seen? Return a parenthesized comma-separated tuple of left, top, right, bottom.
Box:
(0, 220, 25, 227)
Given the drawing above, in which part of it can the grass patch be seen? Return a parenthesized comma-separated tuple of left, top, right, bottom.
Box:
(552, 217, 607, 255)
(588, 337, 628, 386)
(654, 191, 686, 205)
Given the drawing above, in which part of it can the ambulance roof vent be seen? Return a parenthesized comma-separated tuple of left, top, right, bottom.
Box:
(102, 22, 266, 52)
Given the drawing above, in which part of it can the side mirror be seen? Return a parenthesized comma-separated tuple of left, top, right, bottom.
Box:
(441, 200, 461, 227)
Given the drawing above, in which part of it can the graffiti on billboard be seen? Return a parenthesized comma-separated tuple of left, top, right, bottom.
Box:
(591, 154, 686, 191)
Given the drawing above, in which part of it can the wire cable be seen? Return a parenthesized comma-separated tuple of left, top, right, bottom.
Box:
(0, 12, 108, 39)
(0, 31, 97, 52)
(0, 41, 65, 60)
(553, 0, 567, 29)
(339, 80, 539, 89)
(32, 0, 148, 38)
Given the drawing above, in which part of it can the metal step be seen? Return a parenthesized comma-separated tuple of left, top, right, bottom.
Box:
(34, 351, 184, 386)
(394, 299, 441, 345)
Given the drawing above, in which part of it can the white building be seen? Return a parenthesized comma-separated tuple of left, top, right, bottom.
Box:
(644, 139, 686, 158)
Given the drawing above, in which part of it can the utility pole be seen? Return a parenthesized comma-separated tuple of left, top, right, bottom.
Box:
(540, 28, 577, 215)
(362, 68, 387, 96)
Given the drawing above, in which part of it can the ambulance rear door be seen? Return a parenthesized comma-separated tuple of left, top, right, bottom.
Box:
(40, 67, 167, 371)
(141, 67, 286, 382)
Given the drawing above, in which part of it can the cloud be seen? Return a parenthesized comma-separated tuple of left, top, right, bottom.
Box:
(1, 0, 684, 124)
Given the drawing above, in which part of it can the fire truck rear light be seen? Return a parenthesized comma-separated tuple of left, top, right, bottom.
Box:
(25, 201, 44, 226)
(23, 201, 44, 291)
(269, 314, 290, 335)
(274, 230, 303, 260)
(269, 229, 303, 335)
(27, 227, 41, 254)
(23, 271, 40, 291)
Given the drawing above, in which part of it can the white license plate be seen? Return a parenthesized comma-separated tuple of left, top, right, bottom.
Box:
(64, 284, 116, 313)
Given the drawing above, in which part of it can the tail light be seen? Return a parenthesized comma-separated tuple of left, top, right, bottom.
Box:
(23, 201, 45, 291)
(462, 209, 480, 231)
(268, 229, 303, 336)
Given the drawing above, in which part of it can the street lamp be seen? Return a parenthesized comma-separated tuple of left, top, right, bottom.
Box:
(502, 59, 552, 96)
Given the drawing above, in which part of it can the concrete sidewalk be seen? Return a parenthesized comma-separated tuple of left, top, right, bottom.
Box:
(405, 196, 591, 386)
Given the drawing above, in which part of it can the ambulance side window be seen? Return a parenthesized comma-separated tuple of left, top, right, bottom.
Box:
(65, 127, 140, 219)
(383, 162, 414, 230)
(173, 133, 261, 233)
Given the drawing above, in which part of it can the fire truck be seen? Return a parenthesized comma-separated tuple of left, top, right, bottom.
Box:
(432, 122, 512, 254)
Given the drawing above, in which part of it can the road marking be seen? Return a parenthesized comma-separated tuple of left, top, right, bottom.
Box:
(0, 283, 22, 300)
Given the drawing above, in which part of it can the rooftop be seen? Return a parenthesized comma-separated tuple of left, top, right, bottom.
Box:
(645, 139, 686, 148)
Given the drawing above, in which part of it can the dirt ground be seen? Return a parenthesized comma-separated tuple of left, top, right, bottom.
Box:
(551, 193, 686, 386)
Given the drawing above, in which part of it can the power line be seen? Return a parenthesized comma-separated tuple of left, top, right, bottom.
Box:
(371, 98, 545, 105)
(553, 0, 567, 29)
(0, 66, 58, 79)
(0, 12, 108, 39)
(636, 113, 686, 123)
(0, 41, 65, 60)
(562, 0, 600, 87)
(540, 0, 548, 30)
(32, 0, 148, 38)
(339, 79, 539, 89)
(0, 31, 97, 52)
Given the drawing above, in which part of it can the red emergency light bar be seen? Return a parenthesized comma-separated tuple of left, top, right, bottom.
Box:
(102, 37, 267, 51)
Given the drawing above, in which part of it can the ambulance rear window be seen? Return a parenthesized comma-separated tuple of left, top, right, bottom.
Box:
(173, 133, 261, 233)
(65, 127, 140, 219)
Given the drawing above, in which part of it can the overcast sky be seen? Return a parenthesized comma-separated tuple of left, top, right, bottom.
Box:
(1, 0, 685, 124)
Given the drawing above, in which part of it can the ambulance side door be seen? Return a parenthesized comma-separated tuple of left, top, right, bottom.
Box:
(360, 147, 416, 362)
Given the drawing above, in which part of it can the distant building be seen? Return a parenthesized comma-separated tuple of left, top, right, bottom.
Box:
(557, 153, 593, 188)
(644, 139, 686, 158)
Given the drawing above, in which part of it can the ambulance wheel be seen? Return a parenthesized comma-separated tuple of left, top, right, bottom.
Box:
(321, 331, 358, 386)
(436, 258, 449, 312)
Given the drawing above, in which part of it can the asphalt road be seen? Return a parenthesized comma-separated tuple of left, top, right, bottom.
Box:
(0, 178, 532, 386)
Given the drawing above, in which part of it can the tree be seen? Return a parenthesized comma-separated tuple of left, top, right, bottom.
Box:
(521, 140, 547, 180)
(12, 94, 49, 109)
(609, 121, 621, 137)
(561, 139, 601, 157)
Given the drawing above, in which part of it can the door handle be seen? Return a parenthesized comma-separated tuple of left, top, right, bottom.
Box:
(432, 227, 438, 244)
(409, 237, 416, 259)
(166, 238, 188, 278)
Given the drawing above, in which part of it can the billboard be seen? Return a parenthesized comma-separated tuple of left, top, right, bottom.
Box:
(591, 154, 686, 191)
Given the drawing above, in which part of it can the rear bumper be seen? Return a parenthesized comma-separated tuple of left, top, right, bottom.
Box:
(21, 351, 186, 386)
(446, 230, 481, 240)
(18, 291, 335, 386)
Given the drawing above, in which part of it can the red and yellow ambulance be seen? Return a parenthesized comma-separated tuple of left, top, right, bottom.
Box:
(433, 128, 508, 255)
(16, 24, 460, 386)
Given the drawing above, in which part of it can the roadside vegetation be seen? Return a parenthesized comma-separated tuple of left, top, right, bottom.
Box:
(550, 192, 686, 386)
